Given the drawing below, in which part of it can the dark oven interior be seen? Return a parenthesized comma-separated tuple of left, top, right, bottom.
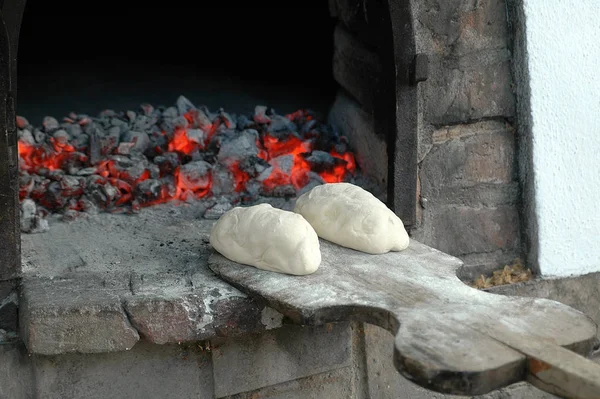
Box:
(18, 1, 339, 124)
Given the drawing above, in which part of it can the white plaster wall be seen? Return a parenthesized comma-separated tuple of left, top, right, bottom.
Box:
(524, 0, 600, 276)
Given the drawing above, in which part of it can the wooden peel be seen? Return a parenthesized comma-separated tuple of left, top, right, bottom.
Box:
(209, 239, 600, 398)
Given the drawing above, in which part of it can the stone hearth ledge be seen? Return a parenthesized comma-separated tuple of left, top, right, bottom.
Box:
(19, 270, 285, 355)
(18, 204, 287, 355)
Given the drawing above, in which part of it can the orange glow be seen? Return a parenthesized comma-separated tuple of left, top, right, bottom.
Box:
(18, 140, 82, 172)
(168, 128, 200, 154)
(183, 109, 213, 131)
(259, 135, 312, 160)
(257, 134, 355, 190)
(257, 135, 311, 190)
(319, 150, 356, 183)
(230, 162, 250, 192)
(331, 150, 356, 173)
(285, 109, 313, 122)
(173, 166, 212, 202)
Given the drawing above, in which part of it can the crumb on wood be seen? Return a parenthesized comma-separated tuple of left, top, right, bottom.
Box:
(471, 259, 532, 289)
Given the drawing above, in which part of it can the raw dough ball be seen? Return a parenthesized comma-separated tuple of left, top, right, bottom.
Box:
(209, 203, 321, 275)
(294, 183, 409, 254)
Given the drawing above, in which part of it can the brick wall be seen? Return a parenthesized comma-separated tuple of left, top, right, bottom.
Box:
(1, 321, 559, 398)
(3, 323, 362, 399)
(411, 0, 520, 270)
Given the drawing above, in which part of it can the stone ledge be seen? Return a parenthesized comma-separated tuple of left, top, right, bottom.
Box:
(20, 273, 139, 355)
(19, 210, 284, 356)
(19, 267, 282, 355)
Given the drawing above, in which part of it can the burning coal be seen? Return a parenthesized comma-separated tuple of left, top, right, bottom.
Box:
(17, 96, 361, 232)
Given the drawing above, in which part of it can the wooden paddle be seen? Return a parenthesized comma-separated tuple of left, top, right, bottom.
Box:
(209, 239, 600, 398)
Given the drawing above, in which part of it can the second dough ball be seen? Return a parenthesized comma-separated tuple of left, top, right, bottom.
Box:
(294, 183, 409, 254)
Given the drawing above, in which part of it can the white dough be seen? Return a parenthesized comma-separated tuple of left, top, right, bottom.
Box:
(209, 203, 321, 275)
(294, 183, 409, 254)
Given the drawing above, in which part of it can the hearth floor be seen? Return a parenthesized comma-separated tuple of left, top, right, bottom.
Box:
(21, 198, 295, 277)
(23, 202, 217, 277)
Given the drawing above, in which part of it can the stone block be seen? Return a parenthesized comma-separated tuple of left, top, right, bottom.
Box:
(212, 322, 353, 397)
(424, 56, 515, 125)
(416, 121, 520, 263)
(20, 265, 281, 355)
(421, 122, 516, 197)
(416, 0, 509, 58)
(0, 343, 34, 399)
(416, 0, 515, 124)
(20, 274, 139, 355)
(424, 183, 520, 209)
(431, 120, 511, 144)
(364, 323, 419, 399)
(188, 268, 277, 338)
(124, 294, 266, 345)
(125, 294, 208, 345)
(223, 367, 357, 399)
(423, 55, 515, 125)
(123, 269, 269, 345)
(124, 272, 203, 345)
(414, 205, 520, 256)
(32, 342, 213, 399)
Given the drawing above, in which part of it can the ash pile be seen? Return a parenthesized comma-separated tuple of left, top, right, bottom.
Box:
(17, 96, 371, 233)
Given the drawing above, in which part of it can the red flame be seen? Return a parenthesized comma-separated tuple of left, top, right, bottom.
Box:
(259, 135, 312, 160)
(18, 139, 82, 172)
(255, 134, 354, 190)
(173, 166, 212, 201)
(166, 116, 223, 156)
(168, 128, 199, 154)
(285, 110, 313, 122)
(94, 158, 212, 207)
(320, 150, 356, 183)
(230, 162, 250, 192)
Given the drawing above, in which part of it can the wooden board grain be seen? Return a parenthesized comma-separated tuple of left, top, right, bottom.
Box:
(209, 239, 600, 398)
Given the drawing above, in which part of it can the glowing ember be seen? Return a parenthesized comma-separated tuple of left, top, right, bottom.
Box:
(18, 139, 83, 172)
(167, 128, 199, 154)
(230, 162, 250, 192)
(17, 96, 361, 228)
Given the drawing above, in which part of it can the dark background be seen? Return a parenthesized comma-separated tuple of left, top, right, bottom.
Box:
(17, 1, 338, 123)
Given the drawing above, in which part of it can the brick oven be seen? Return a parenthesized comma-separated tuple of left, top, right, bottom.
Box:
(0, 0, 522, 397)
(2, 0, 519, 274)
